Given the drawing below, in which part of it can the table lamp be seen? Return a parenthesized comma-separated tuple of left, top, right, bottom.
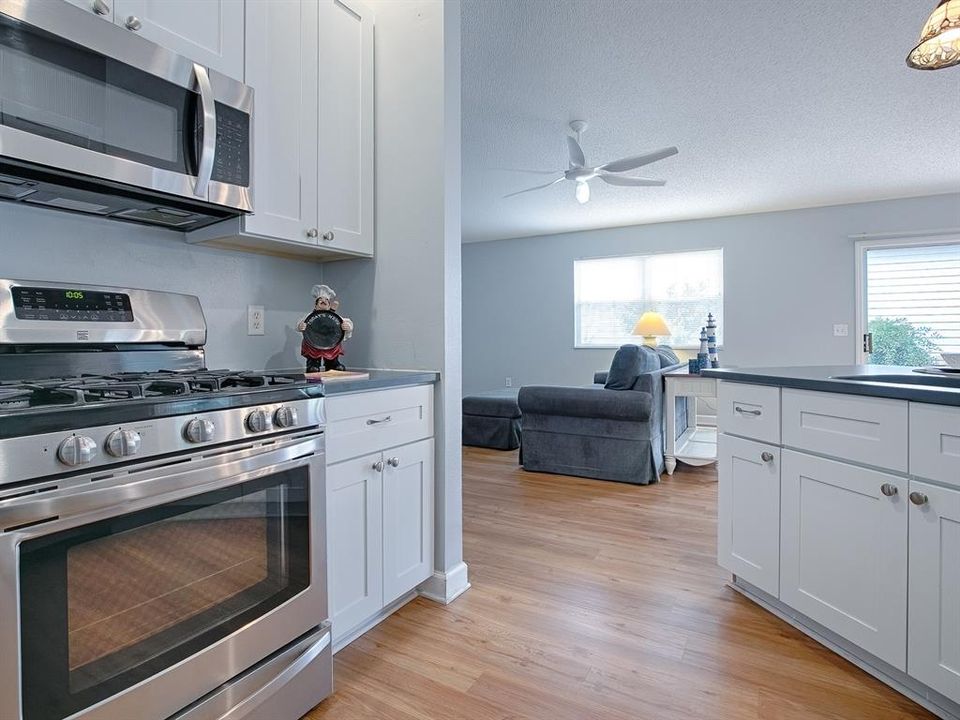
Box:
(632, 311, 671, 347)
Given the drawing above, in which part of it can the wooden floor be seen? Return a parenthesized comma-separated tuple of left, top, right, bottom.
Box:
(307, 447, 933, 719)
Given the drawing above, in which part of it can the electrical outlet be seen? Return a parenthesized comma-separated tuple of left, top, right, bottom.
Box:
(248, 305, 265, 336)
(833, 323, 849, 337)
(505, 377, 512, 388)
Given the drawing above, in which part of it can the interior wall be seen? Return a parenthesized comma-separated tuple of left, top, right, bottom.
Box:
(461, 193, 960, 395)
(0, 202, 323, 371)
(321, 0, 466, 593)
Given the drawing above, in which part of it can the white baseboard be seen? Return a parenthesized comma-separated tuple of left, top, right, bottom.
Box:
(418, 561, 471, 605)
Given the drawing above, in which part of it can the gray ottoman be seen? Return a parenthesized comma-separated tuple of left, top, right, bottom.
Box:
(462, 389, 521, 450)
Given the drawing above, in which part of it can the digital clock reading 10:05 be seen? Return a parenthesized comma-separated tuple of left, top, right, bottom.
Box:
(65, 291, 84, 300)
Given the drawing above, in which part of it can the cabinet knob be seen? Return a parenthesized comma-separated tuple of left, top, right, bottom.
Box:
(321, 230, 335, 242)
(387, 456, 400, 468)
(125, 15, 141, 30)
(306, 228, 318, 238)
(92, 0, 110, 15)
(880, 483, 898, 497)
(909, 491, 928, 506)
(373, 459, 384, 472)
(760, 451, 774, 463)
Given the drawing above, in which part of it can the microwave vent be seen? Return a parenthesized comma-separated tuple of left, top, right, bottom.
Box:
(112, 207, 202, 227)
(24, 194, 111, 214)
(0, 174, 37, 200)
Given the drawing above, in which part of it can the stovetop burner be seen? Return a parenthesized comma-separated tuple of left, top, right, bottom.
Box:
(0, 369, 309, 411)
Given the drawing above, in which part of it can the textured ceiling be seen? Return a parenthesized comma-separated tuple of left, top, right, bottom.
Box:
(461, 0, 960, 243)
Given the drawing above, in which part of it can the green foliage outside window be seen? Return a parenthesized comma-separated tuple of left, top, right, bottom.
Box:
(868, 317, 941, 366)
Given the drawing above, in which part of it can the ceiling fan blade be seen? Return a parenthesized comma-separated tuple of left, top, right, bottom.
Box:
(503, 176, 564, 198)
(599, 174, 666, 187)
(492, 167, 564, 175)
(600, 146, 678, 173)
(566, 136, 586, 168)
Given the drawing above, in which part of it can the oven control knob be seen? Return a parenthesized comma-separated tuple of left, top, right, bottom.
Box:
(58, 435, 99, 467)
(246, 409, 274, 433)
(105, 429, 141, 458)
(184, 418, 216, 444)
(274, 406, 299, 429)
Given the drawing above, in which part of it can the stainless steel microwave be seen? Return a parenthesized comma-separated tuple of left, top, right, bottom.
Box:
(0, 0, 253, 231)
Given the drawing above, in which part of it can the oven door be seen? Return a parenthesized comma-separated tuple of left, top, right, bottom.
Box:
(0, 431, 325, 720)
(0, 0, 252, 212)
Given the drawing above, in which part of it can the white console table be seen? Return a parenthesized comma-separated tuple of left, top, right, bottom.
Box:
(664, 367, 717, 475)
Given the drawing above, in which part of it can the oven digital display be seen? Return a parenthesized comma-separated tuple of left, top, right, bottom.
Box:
(12, 286, 134, 322)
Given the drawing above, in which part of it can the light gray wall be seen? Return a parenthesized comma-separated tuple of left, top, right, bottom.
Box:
(322, 0, 466, 593)
(0, 202, 323, 370)
(461, 193, 960, 395)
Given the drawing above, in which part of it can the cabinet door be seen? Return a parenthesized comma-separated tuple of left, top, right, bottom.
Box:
(316, 0, 374, 256)
(327, 451, 383, 641)
(717, 434, 780, 596)
(382, 438, 434, 604)
(113, 0, 244, 80)
(908, 480, 960, 704)
(62, 0, 114, 21)
(243, 0, 319, 244)
(781, 450, 907, 670)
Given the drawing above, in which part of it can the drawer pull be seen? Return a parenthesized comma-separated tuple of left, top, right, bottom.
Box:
(909, 491, 928, 506)
(735, 407, 762, 416)
(366, 415, 392, 426)
(387, 456, 400, 467)
(880, 483, 898, 497)
(760, 451, 774, 463)
(372, 459, 384, 472)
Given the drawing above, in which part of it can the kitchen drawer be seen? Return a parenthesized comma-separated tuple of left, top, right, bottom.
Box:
(325, 385, 434, 463)
(781, 389, 907, 473)
(717, 381, 781, 444)
(909, 403, 960, 488)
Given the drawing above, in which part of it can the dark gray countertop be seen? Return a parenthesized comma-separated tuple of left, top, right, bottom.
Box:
(700, 364, 960, 407)
(283, 368, 440, 395)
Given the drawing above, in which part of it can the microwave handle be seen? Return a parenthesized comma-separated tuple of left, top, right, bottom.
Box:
(193, 63, 217, 198)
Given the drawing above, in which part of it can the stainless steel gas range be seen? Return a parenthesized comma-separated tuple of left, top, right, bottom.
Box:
(0, 280, 331, 720)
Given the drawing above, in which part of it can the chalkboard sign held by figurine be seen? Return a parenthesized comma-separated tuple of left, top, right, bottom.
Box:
(297, 284, 354, 373)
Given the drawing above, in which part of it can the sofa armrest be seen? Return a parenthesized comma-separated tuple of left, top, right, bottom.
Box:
(518, 385, 652, 422)
(593, 371, 608, 385)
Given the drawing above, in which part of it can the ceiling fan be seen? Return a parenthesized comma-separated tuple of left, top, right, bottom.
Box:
(504, 120, 678, 204)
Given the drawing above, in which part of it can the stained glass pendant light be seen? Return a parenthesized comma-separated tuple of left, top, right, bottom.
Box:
(906, 0, 960, 70)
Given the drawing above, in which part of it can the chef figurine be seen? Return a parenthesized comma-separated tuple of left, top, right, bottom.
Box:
(297, 284, 354, 372)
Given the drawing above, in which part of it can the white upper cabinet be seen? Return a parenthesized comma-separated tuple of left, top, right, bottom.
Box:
(113, 0, 245, 80)
(62, 0, 114, 21)
(242, 0, 319, 244)
(315, 0, 375, 256)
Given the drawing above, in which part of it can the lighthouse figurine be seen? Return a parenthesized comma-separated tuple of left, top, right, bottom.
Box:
(706, 312, 719, 368)
(697, 327, 709, 372)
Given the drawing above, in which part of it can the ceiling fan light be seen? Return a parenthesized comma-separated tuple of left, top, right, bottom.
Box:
(575, 182, 590, 204)
(907, 0, 960, 70)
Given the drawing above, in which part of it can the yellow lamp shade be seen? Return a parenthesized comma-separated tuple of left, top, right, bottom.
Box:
(632, 312, 671, 346)
(907, 0, 960, 70)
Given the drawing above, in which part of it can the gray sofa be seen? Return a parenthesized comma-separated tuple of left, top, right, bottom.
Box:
(518, 345, 684, 485)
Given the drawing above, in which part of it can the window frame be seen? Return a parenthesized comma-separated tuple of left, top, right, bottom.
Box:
(854, 234, 960, 364)
(572, 247, 724, 350)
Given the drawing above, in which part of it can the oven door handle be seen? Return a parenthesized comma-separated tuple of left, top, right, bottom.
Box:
(0, 437, 323, 536)
(193, 62, 217, 198)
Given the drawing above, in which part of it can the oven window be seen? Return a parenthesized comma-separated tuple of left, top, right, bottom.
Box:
(18, 469, 310, 720)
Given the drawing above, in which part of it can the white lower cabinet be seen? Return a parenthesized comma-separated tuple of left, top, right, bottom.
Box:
(325, 386, 435, 646)
(780, 450, 908, 670)
(908, 480, 960, 704)
(327, 450, 383, 637)
(382, 438, 435, 605)
(717, 434, 781, 596)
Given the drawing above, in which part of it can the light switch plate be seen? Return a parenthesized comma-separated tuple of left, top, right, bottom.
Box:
(833, 323, 849, 337)
(248, 305, 265, 336)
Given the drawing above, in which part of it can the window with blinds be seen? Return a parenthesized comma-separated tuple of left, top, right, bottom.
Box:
(574, 248, 723, 348)
(865, 241, 960, 366)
